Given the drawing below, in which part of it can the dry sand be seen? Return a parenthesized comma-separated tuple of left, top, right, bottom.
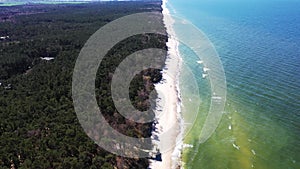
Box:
(149, 0, 183, 168)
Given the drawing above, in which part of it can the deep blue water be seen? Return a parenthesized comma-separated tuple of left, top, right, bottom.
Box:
(167, 0, 300, 168)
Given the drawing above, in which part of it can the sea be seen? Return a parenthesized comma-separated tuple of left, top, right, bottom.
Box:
(165, 0, 300, 169)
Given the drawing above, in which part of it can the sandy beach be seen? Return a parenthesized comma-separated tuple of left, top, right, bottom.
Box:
(149, 0, 183, 168)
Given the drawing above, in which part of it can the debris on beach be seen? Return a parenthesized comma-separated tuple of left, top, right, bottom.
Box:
(40, 57, 54, 61)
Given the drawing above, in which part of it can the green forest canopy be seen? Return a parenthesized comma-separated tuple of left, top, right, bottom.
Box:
(0, 1, 166, 168)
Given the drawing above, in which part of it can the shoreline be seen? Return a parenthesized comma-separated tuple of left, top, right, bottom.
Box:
(149, 0, 184, 168)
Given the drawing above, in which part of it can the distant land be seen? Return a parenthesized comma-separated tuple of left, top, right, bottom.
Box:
(0, 0, 158, 7)
(0, 0, 157, 6)
(0, 0, 156, 2)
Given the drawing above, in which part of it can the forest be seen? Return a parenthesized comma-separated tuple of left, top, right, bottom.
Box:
(0, 1, 166, 168)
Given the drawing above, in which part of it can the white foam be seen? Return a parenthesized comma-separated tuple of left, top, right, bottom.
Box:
(183, 144, 194, 148)
(202, 73, 208, 78)
(232, 143, 240, 150)
(212, 96, 222, 100)
(203, 67, 210, 72)
(197, 60, 203, 64)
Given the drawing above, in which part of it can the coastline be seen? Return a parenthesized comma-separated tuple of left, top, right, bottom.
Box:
(149, 0, 184, 168)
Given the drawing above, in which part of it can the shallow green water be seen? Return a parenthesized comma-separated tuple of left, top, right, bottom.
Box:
(167, 0, 300, 168)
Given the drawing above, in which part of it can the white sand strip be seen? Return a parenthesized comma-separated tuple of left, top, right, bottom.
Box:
(149, 0, 183, 168)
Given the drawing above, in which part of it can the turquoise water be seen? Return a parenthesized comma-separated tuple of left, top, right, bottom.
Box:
(167, 0, 300, 168)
